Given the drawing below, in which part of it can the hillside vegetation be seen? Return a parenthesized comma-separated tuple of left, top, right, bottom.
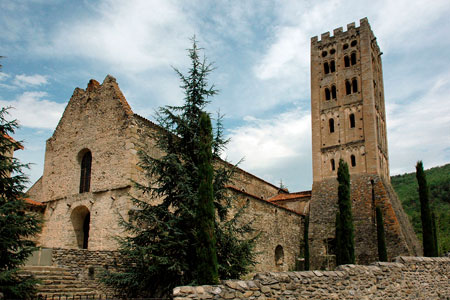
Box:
(391, 163, 450, 255)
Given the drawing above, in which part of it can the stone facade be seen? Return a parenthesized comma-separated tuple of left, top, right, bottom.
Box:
(173, 256, 450, 300)
(27, 76, 304, 272)
(309, 18, 420, 269)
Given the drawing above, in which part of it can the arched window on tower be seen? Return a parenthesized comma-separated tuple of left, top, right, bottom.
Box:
(349, 113, 355, 128)
(351, 52, 357, 65)
(80, 151, 92, 193)
(351, 155, 356, 167)
(331, 159, 335, 171)
(352, 78, 358, 93)
(329, 118, 335, 133)
(325, 88, 331, 100)
(345, 81, 351, 95)
(324, 62, 330, 74)
(330, 60, 336, 73)
(344, 56, 350, 67)
(331, 85, 337, 99)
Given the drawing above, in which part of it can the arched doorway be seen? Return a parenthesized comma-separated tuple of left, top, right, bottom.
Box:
(71, 205, 90, 249)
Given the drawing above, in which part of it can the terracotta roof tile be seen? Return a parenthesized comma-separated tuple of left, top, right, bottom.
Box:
(268, 191, 312, 202)
(24, 198, 45, 207)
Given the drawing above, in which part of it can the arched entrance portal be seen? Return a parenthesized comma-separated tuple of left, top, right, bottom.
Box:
(71, 205, 91, 249)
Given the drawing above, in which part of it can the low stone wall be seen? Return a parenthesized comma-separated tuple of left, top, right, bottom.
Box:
(173, 256, 450, 300)
(27, 248, 123, 295)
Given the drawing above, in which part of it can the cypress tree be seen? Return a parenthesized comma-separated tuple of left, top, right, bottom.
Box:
(416, 161, 437, 256)
(195, 112, 218, 284)
(0, 108, 42, 299)
(376, 206, 388, 262)
(302, 215, 310, 270)
(335, 211, 341, 266)
(336, 159, 355, 265)
(431, 212, 439, 256)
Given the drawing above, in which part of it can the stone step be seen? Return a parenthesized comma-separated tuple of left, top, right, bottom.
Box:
(22, 266, 67, 272)
(20, 265, 101, 297)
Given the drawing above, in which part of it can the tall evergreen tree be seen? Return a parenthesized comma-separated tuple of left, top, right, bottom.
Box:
(102, 39, 256, 298)
(416, 161, 437, 256)
(0, 108, 42, 299)
(195, 112, 218, 284)
(431, 212, 439, 256)
(376, 206, 388, 262)
(303, 215, 310, 270)
(335, 211, 342, 266)
(335, 159, 355, 265)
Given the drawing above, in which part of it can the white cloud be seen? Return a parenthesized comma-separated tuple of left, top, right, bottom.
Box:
(224, 107, 312, 190)
(388, 72, 450, 175)
(14, 74, 48, 86)
(40, 0, 195, 73)
(0, 92, 66, 129)
(0, 72, 10, 81)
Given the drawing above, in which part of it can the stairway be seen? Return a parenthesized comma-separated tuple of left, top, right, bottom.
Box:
(20, 266, 100, 298)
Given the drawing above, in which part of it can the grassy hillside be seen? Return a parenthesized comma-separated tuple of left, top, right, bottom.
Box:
(391, 163, 450, 255)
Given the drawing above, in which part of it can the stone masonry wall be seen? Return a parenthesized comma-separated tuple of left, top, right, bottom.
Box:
(229, 189, 303, 272)
(309, 174, 420, 270)
(52, 248, 123, 294)
(173, 256, 450, 300)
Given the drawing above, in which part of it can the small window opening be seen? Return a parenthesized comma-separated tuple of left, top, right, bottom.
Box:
(325, 238, 336, 255)
(351, 40, 357, 47)
(330, 49, 336, 55)
(344, 56, 350, 67)
(330, 60, 336, 73)
(80, 151, 92, 193)
(322, 51, 328, 57)
(329, 118, 335, 133)
(275, 245, 284, 266)
(331, 159, 335, 171)
(352, 78, 358, 93)
(324, 62, 330, 74)
(331, 85, 337, 99)
(343, 44, 349, 50)
(351, 155, 356, 167)
(345, 81, 351, 95)
(350, 113, 355, 128)
(351, 52, 357, 65)
(325, 88, 331, 100)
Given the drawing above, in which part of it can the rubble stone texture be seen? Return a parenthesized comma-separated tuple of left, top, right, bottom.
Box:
(173, 257, 450, 300)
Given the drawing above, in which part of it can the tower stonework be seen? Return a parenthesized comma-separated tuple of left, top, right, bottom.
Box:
(309, 18, 421, 269)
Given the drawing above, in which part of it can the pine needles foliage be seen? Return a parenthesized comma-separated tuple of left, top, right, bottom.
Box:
(0, 107, 42, 299)
(101, 39, 256, 298)
(376, 206, 388, 262)
(416, 161, 437, 256)
(335, 159, 355, 266)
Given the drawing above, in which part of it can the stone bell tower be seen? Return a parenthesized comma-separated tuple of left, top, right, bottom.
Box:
(308, 18, 421, 269)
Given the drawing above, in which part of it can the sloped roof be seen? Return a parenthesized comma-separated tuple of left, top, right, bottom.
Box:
(3, 134, 24, 150)
(268, 190, 311, 202)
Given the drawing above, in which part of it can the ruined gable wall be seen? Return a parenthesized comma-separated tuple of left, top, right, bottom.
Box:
(37, 76, 141, 250)
(42, 76, 136, 202)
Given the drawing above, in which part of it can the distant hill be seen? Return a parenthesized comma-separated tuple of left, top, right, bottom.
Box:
(391, 163, 450, 255)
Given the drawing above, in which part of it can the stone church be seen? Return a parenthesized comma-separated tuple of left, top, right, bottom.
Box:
(26, 18, 420, 275)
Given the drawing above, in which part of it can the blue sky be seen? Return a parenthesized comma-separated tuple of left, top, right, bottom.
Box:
(1, 0, 450, 192)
